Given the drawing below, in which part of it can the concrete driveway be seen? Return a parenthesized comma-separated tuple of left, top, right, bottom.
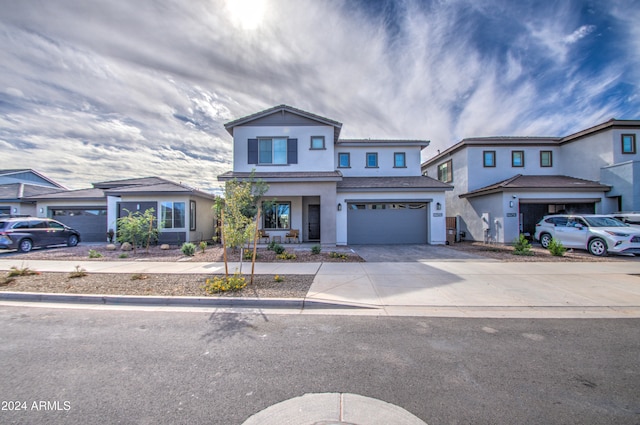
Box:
(350, 244, 490, 262)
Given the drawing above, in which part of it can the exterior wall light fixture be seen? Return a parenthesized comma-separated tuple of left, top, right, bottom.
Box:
(436, 202, 442, 210)
(337, 203, 342, 211)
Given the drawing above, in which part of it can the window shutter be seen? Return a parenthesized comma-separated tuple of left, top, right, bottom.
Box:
(287, 138, 298, 164)
(248, 139, 258, 164)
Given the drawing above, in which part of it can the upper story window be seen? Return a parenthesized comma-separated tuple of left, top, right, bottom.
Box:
(338, 152, 350, 168)
(259, 138, 287, 164)
(248, 138, 297, 165)
(310, 136, 325, 150)
(540, 151, 553, 167)
(622, 134, 636, 154)
(366, 152, 378, 168)
(511, 151, 524, 167)
(437, 160, 452, 183)
(483, 151, 496, 167)
(394, 152, 406, 168)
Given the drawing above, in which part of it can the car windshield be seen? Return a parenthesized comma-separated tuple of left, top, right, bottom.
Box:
(582, 216, 628, 227)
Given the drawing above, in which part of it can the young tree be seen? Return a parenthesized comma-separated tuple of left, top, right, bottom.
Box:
(214, 173, 269, 275)
(116, 208, 159, 254)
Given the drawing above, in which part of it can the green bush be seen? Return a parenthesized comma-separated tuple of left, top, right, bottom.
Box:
(329, 251, 348, 260)
(118, 253, 129, 259)
(276, 252, 297, 260)
(181, 242, 196, 256)
(199, 241, 207, 253)
(88, 249, 103, 258)
(203, 273, 247, 293)
(512, 234, 533, 256)
(311, 245, 321, 255)
(548, 238, 567, 256)
(270, 243, 285, 254)
(243, 249, 259, 260)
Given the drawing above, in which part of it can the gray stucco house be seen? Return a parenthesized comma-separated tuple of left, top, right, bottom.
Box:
(421, 119, 640, 243)
(218, 105, 451, 245)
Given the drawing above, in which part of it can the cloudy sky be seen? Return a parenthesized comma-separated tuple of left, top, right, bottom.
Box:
(1, 0, 638, 191)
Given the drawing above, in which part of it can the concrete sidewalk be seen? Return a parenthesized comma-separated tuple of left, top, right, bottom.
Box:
(1, 259, 640, 318)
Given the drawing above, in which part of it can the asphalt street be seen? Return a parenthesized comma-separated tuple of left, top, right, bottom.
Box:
(1, 306, 639, 424)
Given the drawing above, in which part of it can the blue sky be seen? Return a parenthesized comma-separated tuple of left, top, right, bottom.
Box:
(1, 0, 638, 191)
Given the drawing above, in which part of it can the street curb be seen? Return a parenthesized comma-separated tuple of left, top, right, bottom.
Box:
(0, 291, 373, 310)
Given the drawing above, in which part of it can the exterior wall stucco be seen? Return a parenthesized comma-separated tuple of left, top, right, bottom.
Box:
(232, 125, 335, 172)
(336, 145, 423, 177)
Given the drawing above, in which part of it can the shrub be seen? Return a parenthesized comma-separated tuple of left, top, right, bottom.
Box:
(276, 252, 297, 260)
(118, 253, 129, 259)
(199, 241, 207, 253)
(88, 249, 103, 259)
(274, 275, 284, 282)
(512, 234, 533, 256)
(271, 243, 285, 254)
(243, 250, 259, 260)
(311, 245, 321, 255)
(548, 238, 567, 256)
(69, 265, 88, 278)
(203, 273, 247, 293)
(329, 251, 348, 260)
(131, 273, 148, 281)
(7, 266, 40, 277)
(181, 242, 196, 256)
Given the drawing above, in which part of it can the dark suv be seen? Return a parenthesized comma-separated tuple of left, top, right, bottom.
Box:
(0, 217, 81, 252)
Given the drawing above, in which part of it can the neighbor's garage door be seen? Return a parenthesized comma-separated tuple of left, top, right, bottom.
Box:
(347, 202, 428, 244)
(51, 208, 108, 242)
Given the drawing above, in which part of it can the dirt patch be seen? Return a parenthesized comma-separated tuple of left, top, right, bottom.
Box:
(446, 241, 639, 262)
(0, 272, 314, 298)
(6, 244, 364, 263)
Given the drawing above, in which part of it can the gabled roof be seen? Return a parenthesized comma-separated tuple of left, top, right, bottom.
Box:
(0, 183, 65, 201)
(337, 176, 452, 191)
(22, 187, 106, 201)
(104, 181, 216, 200)
(460, 175, 611, 198)
(0, 169, 67, 189)
(224, 104, 343, 143)
(93, 176, 168, 189)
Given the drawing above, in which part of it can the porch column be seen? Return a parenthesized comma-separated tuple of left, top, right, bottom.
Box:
(320, 191, 337, 246)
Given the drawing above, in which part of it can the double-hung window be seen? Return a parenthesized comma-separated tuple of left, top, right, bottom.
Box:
(437, 160, 452, 183)
(540, 151, 552, 167)
(512, 151, 524, 167)
(394, 152, 406, 168)
(622, 134, 636, 154)
(366, 152, 378, 168)
(262, 202, 290, 229)
(161, 202, 185, 228)
(338, 152, 350, 168)
(483, 151, 496, 167)
(259, 138, 287, 164)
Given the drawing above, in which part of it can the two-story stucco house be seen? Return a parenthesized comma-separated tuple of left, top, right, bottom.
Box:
(218, 105, 451, 246)
(421, 119, 640, 244)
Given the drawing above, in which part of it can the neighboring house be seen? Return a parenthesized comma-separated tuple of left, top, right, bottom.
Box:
(218, 104, 451, 245)
(22, 176, 216, 244)
(421, 119, 640, 244)
(0, 169, 67, 216)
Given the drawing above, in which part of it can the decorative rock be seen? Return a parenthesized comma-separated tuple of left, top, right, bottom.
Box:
(160, 244, 171, 250)
(105, 244, 117, 251)
(121, 242, 132, 251)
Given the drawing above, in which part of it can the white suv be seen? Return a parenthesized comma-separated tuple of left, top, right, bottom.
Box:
(534, 214, 640, 256)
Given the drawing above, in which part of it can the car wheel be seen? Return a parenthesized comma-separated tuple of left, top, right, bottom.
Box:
(67, 235, 79, 247)
(540, 233, 552, 249)
(588, 238, 607, 256)
(18, 239, 33, 253)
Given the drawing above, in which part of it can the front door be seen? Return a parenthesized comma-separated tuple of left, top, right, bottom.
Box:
(308, 205, 320, 240)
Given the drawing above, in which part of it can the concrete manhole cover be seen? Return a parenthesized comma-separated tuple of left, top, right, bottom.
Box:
(242, 392, 427, 425)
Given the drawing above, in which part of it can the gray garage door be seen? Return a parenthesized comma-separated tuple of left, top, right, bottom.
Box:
(51, 208, 108, 242)
(347, 202, 428, 244)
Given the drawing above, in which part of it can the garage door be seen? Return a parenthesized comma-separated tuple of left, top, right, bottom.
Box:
(51, 208, 108, 242)
(347, 202, 428, 244)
